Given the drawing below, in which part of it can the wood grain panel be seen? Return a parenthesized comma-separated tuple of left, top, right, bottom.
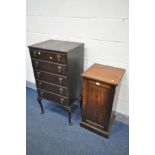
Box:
(86, 80, 110, 126)
(38, 89, 69, 106)
(36, 80, 68, 97)
(29, 48, 67, 64)
(34, 70, 68, 87)
(82, 63, 125, 85)
(32, 59, 67, 75)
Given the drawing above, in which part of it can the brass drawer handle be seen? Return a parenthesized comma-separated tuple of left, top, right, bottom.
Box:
(59, 87, 63, 94)
(33, 51, 37, 57)
(58, 77, 63, 84)
(35, 61, 39, 67)
(38, 81, 42, 87)
(57, 66, 62, 73)
(57, 55, 61, 62)
(60, 98, 64, 104)
(37, 72, 41, 78)
(40, 91, 44, 97)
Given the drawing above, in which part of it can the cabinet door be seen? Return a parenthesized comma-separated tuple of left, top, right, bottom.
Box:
(82, 79, 111, 129)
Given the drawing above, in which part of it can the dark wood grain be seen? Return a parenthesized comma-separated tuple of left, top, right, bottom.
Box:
(36, 80, 69, 97)
(28, 39, 83, 52)
(38, 89, 69, 106)
(67, 45, 84, 104)
(32, 59, 67, 76)
(81, 63, 125, 85)
(28, 39, 84, 125)
(34, 70, 68, 87)
(30, 48, 67, 64)
(86, 80, 110, 127)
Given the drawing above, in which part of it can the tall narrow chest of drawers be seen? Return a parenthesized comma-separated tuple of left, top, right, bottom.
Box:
(28, 39, 84, 125)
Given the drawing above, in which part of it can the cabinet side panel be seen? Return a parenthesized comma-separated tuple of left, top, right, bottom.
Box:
(104, 85, 116, 131)
(67, 45, 84, 104)
(81, 79, 88, 121)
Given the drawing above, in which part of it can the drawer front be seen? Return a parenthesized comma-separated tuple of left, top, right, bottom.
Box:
(38, 89, 69, 106)
(36, 80, 69, 97)
(30, 49, 67, 64)
(34, 70, 68, 87)
(88, 80, 111, 89)
(32, 59, 67, 76)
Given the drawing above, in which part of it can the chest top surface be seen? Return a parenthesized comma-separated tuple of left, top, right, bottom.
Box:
(81, 63, 125, 85)
(28, 39, 84, 52)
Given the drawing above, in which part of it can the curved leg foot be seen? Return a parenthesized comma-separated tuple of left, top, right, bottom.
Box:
(37, 96, 44, 114)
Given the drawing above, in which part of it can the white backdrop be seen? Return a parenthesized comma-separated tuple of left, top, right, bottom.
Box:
(26, 0, 129, 115)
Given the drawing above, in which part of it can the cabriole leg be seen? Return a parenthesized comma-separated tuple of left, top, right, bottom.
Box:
(68, 110, 72, 126)
(37, 96, 44, 114)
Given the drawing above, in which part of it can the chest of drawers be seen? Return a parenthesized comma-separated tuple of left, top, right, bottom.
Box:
(28, 39, 84, 125)
(80, 63, 125, 138)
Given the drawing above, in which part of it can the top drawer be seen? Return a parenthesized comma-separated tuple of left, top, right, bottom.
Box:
(30, 49, 67, 64)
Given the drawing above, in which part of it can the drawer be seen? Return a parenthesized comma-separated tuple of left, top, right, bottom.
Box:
(34, 70, 68, 87)
(32, 59, 67, 76)
(88, 80, 111, 89)
(36, 80, 69, 97)
(30, 49, 67, 64)
(38, 89, 69, 106)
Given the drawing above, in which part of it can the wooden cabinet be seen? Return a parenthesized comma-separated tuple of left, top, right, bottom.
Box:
(28, 39, 84, 125)
(80, 63, 125, 138)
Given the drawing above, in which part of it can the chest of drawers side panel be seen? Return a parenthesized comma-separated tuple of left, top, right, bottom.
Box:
(67, 44, 84, 104)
